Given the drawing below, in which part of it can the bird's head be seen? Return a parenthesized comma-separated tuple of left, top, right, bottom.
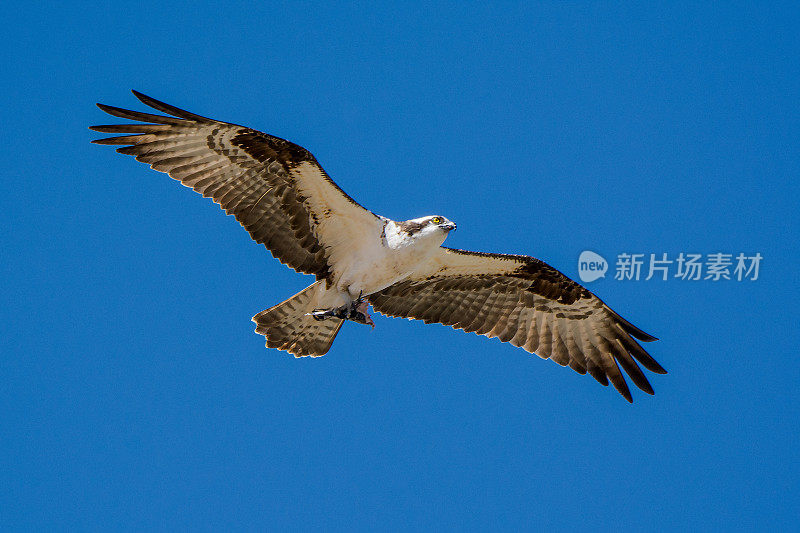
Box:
(429, 215, 457, 233)
(398, 215, 457, 242)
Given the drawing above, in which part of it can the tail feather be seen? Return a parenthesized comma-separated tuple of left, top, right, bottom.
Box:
(253, 282, 344, 357)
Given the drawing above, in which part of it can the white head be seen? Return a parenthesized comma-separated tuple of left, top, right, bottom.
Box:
(383, 215, 457, 250)
(398, 215, 456, 243)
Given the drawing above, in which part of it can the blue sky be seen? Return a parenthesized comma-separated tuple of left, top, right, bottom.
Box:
(2, 2, 798, 530)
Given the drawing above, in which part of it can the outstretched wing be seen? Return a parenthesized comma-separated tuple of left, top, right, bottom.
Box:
(368, 247, 665, 401)
(90, 91, 382, 279)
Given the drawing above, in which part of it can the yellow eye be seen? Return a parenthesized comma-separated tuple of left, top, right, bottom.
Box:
(431, 217, 442, 225)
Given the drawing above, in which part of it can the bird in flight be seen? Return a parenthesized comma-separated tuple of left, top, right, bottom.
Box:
(91, 91, 666, 402)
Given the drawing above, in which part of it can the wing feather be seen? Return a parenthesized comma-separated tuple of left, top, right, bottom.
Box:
(91, 91, 382, 279)
(369, 247, 665, 402)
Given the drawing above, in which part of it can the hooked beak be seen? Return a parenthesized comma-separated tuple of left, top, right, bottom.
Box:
(443, 222, 457, 232)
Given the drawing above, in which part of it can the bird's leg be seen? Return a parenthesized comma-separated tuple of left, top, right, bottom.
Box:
(307, 292, 374, 328)
(348, 292, 375, 328)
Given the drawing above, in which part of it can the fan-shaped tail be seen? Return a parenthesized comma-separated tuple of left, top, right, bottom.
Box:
(253, 282, 344, 357)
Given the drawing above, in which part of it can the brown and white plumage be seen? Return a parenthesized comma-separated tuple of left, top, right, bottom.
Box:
(91, 91, 665, 402)
(369, 248, 665, 402)
(91, 90, 381, 280)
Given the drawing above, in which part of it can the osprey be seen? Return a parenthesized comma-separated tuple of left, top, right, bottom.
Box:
(91, 91, 666, 402)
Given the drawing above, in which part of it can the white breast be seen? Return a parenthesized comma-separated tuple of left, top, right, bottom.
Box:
(331, 220, 446, 298)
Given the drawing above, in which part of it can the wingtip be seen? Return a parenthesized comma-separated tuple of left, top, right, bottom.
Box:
(131, 89, 156, 107)
(88, 124, 109, 133)
(612, 382, 634, 403)
(604, 304, 659, 343)
(622, 386, 633, 402)
(624, 324, 658, 343)
(610, 370, 633, 402)
(637, 332, 659, 343)
(621, 379, 657, 402)
(126, 90, 215, 123)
